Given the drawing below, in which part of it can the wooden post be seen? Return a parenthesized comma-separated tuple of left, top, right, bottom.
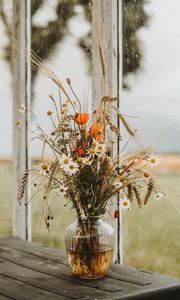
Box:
(12, 0, 31, 241)
(92, 0, 123, 263)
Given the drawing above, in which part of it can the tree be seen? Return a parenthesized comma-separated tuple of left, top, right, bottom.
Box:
(0, 0, 149, 91)
(122, 0, 149, 87)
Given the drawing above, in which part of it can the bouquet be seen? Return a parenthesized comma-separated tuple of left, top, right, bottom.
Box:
(17, 50, 165, 279)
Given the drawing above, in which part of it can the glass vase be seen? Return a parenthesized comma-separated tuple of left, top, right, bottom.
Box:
(65, 217, 114, 279)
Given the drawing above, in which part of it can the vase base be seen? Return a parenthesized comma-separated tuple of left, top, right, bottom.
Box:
(73, 274, 107, 280)
(67, 248, 114, 280)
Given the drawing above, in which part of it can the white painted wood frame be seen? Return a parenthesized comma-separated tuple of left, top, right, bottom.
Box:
(12, 0, 31, 241)
(12, 0, 122, 261)
(92, 0, 123, 263)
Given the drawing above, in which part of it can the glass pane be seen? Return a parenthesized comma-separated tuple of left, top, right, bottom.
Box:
(31, 0, 92, 248)
(122, 0, 180, 278)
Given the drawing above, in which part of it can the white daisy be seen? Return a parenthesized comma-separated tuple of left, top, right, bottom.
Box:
(55, 184, 68, 196)
(95, 142, 106, 157)
(120, 198, 132, 211)
(59, 154, 73, 170)
(82, 157, 93, 166)
(155, 192, 167, 200)
(87, 148, 96, 157)
(38, 163, 50, 177)
(64, 161, 79, 175)
(147, 154, 160, 168)
(18, 104, 26, 114)
(114, 180, 123, 189)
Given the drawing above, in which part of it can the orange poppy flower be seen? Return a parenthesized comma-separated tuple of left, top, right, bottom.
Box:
(75, 113, 89, 125)
(75, 147, 85, 155)
(90, 122, 104, 141)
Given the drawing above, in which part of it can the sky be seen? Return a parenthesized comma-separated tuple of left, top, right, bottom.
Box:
(1, 0, 180, 157)
(122, 0, 180, 153)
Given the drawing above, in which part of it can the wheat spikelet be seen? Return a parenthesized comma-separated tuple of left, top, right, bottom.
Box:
(133, 185, 143, 208)
(69, 130, 77, 149)
(127, 184, 134, 202)
(18, 170, 29, 203)
(106, 114, 122, 140)
(101, 96, 118, 103)
(118, 112, 135, 137)
(144, 178, 154, 205)
(55, 121, 71, 133)
(99, 45, 106, 79)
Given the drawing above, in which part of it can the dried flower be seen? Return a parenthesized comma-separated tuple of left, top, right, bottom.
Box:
(16, 120, 22, 128)
(18, 104, 26, 114)
(90, 123, 104, 141)
(66, 78, 71, 85)
(143, 171, 150, 178)
(61, 108, 67, 115)
(64, 161, 79, 175)
(120, 198, 132, 210)
(147, 154, 160, 168)
(38, 163, 50, 177)
(75, 113, 89, 125)
(55, 184, 68, 196)
(75, 147, 85, 155)
(87, 148, 96, 157)
(47, 110, 53, 116)
(114, 180, 123, 190)
(59, 154, 72, 170)
(155, 192, 167, 200)
(94, 142, 106, 157)
(114, 210, 119, 218)
(77, 157, 83, 163)
(82, 157, 92, 166)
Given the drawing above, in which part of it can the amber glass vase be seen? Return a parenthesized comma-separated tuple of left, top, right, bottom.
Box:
(65, 217, 114, 279)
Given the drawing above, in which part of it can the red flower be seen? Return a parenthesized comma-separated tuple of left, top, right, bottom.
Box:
(114, 210, 119, 219)
(75, 113, 89, 125)
(75, 147, 85, 155)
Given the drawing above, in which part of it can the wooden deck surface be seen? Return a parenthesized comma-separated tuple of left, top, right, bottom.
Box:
(0, 237, 179, 299)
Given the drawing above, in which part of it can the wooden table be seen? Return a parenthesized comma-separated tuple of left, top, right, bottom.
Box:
(0, 237, 179, 300)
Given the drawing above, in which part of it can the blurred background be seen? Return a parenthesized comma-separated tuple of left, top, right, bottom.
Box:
(0, 0, 180, 278)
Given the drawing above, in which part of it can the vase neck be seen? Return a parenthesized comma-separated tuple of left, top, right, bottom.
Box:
(77, 216, 102, 224)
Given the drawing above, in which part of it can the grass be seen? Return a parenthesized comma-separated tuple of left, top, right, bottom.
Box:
(0, 161, 180, 278)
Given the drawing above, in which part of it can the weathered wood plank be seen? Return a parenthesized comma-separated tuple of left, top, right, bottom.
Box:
(0, 237, 67, 264)
(0, 238, 179, 286)
(0, 274, 67, 300)
(0, 238, 180, 299)
(0, 294, 12, 300)
(0, 237, 179, 287)
(0, 243, 151, 287)
(0, 245, 122, 292)
(0, 258, 110, 299)
(0, 237, 150, 286)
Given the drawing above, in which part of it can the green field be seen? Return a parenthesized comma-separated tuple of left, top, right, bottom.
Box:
(0, 161, 180, 278)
